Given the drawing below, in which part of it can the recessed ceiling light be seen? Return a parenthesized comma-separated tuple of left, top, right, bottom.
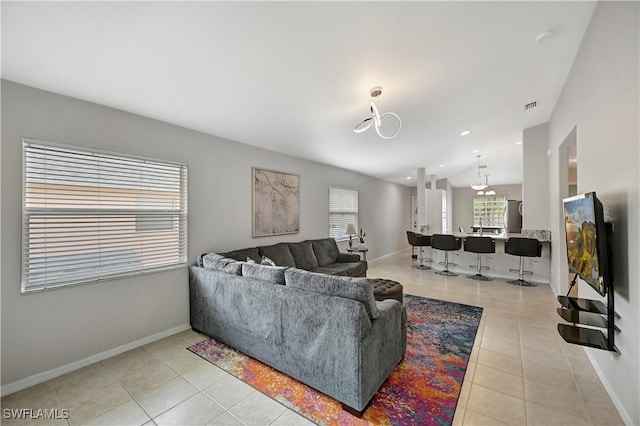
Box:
(472, 149, 480, 154)
(460, 130, 471, 136)
(516, 141, 523, 145)
(439, 164, 445, 168)
(406, 176, 412, 180)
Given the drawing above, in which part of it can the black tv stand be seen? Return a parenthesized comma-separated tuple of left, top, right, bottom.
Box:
(556, 295, 619, 352)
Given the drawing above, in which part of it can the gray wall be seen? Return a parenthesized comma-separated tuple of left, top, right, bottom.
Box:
(451, 184, 523, 232)
(547, 2, 639, 423)
(0, 81, 412, 387)
(522, 123, 550, 230)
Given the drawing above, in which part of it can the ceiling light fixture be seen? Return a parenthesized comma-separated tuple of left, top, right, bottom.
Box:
(535, 29, 554, 44)
(460, 130, 471, 136)
(477, 175, 496, 196)
(439, 164, 445, 168)
(353, 86, 401, 139)
(472, 149, 480, 154)
(470, 155, 488, 190)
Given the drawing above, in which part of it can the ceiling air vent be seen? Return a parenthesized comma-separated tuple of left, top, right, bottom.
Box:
(524, 101, 537, 111)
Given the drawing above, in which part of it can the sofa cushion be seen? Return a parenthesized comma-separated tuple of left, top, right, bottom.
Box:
(337, 252, 361, 263)
(339, 262, 368, 277)
(222, 248, 261, 264)
(258, 243, 296, 267)
(241, 262, 287, 284)
(285, 268, 379, 319)
(288, 241, 319, 270)
(310, 238, 340, 267)
(201, 253, 243, 275)
(310, 266, 349, 276)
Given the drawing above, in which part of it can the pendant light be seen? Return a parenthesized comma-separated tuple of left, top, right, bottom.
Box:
(477, 175, 496, 196)
(470, 155, 488, 190)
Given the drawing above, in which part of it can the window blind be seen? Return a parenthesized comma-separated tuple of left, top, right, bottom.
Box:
(329, 187, 358, 240)
(22, 139, 188, 293)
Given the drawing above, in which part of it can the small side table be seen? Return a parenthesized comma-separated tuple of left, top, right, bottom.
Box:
(347, 247, 368, 261)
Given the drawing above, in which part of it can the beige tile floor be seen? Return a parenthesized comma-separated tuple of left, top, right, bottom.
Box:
(1, 252, 625, 425)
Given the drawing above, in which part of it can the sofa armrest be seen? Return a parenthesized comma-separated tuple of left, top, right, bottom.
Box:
(336, 253, 361, 263)
(357, 298, 406, 410)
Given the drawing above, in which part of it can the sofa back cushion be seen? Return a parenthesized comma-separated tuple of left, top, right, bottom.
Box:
(285, 268, 379, 319)
(288, 241, 319, 271)
(258, 243, 296, 267)
(221, 247, 262, 264)
(241, 263, 287, 284)
(310, 238, 340, 267)
(202, 253, 243, 275)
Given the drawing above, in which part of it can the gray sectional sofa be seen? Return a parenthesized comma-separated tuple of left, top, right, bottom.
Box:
(190, 238, 406, 414)
(216, 237, 367, 277)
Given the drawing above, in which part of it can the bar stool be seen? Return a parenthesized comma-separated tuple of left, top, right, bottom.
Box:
(504, 237, 542, 286)
(464, 236, 495, 281)
(431, 234, 462, 276)
(406, 231, 432, 270)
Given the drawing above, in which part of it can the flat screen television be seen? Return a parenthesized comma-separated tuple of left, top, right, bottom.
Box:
(563, 192, 610, 296)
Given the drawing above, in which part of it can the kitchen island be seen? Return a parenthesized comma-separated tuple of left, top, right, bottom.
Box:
(419, 230, 551, 284)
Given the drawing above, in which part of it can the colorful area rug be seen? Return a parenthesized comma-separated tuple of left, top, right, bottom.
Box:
(188, 294, 482, 425)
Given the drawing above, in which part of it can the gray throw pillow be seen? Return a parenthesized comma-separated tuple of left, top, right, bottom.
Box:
(201, 253, 243, 275)
(284, 268, 379, 319)
(288, 241, 319, 270)
(242, 262, 287, 284)
(221, 248, 261, 264)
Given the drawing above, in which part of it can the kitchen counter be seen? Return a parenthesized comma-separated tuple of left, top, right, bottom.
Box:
(450, 231, 551, 242)
(418, 229, 552, 242)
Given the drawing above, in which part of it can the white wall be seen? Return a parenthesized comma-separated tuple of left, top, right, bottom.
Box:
(547, 2, 639, 424)
(522, 123, 550, 230)
(0, 81, 412, 388)
(435, 178, 454, 233)
(451, 184, 523, 232)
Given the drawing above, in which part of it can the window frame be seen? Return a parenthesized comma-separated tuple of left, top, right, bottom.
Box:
(328, 187, 359, 241)
(21, 138, 188, 293)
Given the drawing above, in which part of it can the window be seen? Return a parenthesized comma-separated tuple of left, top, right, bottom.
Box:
(328, 187, 358, 240)
(22, 139, 188, 293)
(473, 196, 506, 227)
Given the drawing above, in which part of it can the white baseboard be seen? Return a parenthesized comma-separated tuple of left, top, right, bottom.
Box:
(584, 350, 634, 426)
(368, 247, 411, 263)
(1, 323, 191, 397)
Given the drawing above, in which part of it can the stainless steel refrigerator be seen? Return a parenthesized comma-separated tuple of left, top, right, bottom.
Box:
(504, 200, 523, 233)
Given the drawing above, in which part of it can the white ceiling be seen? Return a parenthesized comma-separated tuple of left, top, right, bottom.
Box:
(1, 1, 596, 187)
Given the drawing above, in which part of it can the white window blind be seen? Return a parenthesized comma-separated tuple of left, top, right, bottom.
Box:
(473, 196, 506, 227)
(22, 139, 188, 293)
(329, 187, 358, 240)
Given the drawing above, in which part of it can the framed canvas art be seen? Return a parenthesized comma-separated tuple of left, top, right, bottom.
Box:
(252, 168, 299, 237)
